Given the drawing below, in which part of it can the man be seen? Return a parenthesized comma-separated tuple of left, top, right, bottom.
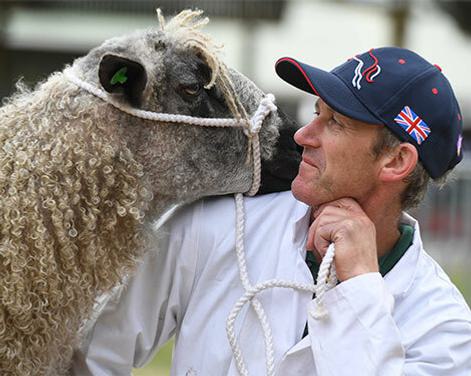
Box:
(72, 47, 471, 375)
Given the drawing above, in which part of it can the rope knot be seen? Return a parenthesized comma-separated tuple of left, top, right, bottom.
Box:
(245, 94, 277, 197)
(260, 94, 277, 113)
(245, 94, 277, 137)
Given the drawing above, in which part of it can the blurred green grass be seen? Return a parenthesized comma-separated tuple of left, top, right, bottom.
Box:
(133, 269, 471, 375)
(450, 267, 471, 306)
(133, 339, 173, 376)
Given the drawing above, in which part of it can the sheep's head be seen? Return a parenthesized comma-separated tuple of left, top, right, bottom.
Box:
(71, 9, 301, 215)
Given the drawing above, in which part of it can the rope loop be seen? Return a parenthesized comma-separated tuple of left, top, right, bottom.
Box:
(311, 243, 336, 319)
(227, 194, 337, 376)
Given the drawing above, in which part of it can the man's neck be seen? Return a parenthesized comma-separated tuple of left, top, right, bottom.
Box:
(362, 196, 402, 259)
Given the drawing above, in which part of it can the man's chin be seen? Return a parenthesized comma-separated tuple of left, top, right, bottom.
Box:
(291, 178, 315, 205)
(291, 177, 333, 207)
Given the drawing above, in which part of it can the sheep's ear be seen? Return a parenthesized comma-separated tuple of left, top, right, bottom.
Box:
(98, 54, 147, 107)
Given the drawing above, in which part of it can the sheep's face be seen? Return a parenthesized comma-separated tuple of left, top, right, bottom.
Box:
(73, 28, 300, 212)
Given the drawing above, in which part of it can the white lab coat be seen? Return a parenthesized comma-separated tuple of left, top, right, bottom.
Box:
(72, 191, 471, 375)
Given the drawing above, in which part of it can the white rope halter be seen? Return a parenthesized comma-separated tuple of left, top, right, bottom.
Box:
(63, 68, 274, 196)
(64, 68, 337, 376)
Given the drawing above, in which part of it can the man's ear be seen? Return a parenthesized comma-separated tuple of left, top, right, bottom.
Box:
(379, 143, 418, 182)
(98, 54, 147, 107)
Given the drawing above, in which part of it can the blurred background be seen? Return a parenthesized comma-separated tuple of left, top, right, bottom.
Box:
(0, 0, 469, 374)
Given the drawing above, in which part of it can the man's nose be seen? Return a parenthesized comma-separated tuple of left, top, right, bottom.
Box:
(294, 118, 322, 148)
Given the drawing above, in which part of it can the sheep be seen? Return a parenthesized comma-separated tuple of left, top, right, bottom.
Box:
(0, 9, 300, 376)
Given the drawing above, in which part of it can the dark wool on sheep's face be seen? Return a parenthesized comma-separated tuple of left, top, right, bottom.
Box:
(0, 10, 300, 376)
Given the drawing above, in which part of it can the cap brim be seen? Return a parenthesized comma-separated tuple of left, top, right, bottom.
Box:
(275, 57, 382, 125)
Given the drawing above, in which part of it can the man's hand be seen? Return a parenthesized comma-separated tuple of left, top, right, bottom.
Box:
(307, 198, 379, 282)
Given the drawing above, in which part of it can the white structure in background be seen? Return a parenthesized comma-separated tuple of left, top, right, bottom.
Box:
(5, 1, 471, 110)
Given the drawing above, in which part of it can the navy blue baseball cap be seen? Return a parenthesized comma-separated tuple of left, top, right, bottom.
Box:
(275, 47, 463, 179)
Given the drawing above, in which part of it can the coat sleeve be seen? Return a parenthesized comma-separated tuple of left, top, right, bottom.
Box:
(70, 203, 202, 376)
(307, 272, 405, 376)
(307, 272, 471, 376)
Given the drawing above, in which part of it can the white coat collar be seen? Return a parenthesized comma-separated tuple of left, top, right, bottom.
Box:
(383, 212, 423, 298)
(289, 198, 423, 299)
(290, 195, 311, 249)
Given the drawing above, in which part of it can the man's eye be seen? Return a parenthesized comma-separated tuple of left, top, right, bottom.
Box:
(183, 83, 201, 96)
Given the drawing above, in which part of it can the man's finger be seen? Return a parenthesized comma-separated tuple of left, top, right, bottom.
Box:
(313, 197, 362, 218)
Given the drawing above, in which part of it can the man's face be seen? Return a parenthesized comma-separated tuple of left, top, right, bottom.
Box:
(292, 99, 383, 207)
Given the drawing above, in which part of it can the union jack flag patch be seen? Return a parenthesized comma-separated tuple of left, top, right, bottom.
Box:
(394, 106, 431, 145)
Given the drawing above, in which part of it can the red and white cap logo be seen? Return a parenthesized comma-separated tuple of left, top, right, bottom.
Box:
(351, 49, 382, 90)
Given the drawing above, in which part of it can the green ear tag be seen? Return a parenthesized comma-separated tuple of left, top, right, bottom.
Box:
(110, 67, 128, 85)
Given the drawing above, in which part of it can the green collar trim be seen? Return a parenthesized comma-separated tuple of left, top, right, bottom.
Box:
(378, 224, 414, 277)
(305, 224, 414, 280)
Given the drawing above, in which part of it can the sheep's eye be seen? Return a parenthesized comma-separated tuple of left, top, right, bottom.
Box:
(183, 83, 201, 96)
